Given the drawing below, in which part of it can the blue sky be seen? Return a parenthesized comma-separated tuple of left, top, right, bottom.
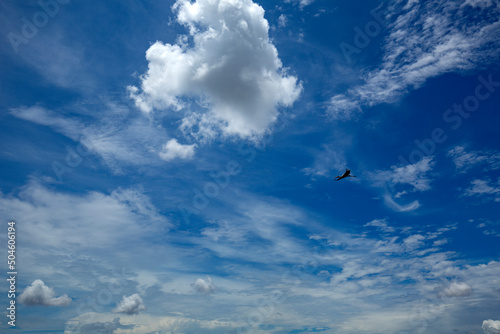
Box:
(1, 0, 500, 333)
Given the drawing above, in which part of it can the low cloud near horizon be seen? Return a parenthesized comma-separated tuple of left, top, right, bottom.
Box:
(18, 280, 71, 306)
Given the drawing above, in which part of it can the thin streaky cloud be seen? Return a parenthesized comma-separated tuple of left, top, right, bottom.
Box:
(10, 106, 84, 141)
(464, 178, 500, 201)
(448, 146, 500, 172)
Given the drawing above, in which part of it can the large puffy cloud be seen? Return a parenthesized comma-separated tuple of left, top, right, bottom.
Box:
(129, 0, 302, 139)
(18, 280, 71, 306)
(483, 320, 500, 334)
(113, 294, 146, 315)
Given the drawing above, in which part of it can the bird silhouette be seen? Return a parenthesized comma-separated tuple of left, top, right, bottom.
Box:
(334, 168, 356, 181)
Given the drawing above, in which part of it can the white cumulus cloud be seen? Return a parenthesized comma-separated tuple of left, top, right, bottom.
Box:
(130, 0, 302, 139)
(483, 319, 500, 334)
(113, 294, 146, 315)
(18, 280, 71, 306)
(193, 276, 215, 294)
(159, 139, 196, 161)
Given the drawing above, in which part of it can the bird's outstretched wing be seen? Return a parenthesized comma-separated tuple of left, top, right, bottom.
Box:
(335, 168, 356, 181)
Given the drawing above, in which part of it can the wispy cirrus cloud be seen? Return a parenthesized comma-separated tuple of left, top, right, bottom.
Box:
(371, 157, 435, 192)
(329, 0, 500, 118)
(8, 181, 495, 334)
(301, 144, 347, 179)
(464, 178, 500, 201)
(383, 193, 421, 212)
(0, 180, 171, 250)
(364, 218, 395, 233)
(10, 105, 85, 141)
(369, 157, 435, 211)
(284, 0, 315, 10)
(476, 220, 500, 237)
(448, 146, 500, 172)
(9, 103, 181, 172)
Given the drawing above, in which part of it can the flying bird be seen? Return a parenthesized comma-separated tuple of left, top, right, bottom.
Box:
(335, 168, 356, 181)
